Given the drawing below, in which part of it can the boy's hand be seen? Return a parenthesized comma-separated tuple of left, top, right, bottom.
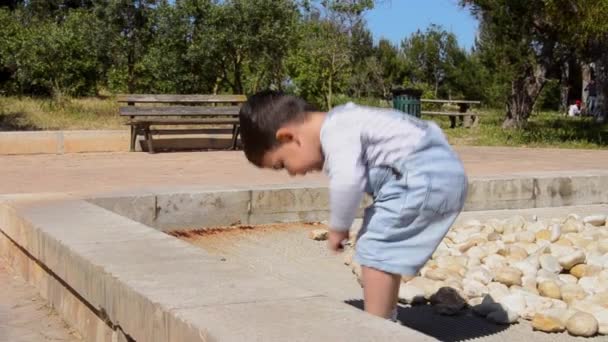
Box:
(328, 230, 349, 252)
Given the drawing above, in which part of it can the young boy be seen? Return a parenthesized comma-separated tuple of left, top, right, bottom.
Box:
(238, 90, 468, 320)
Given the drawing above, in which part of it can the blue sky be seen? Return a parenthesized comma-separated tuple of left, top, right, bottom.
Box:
(365, 1, 479, 50)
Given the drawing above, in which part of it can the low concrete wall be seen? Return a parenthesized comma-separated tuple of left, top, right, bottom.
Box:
(0, 194, 432, 342)
(0, 130, 240, 155)
(89, 172, 608, 232)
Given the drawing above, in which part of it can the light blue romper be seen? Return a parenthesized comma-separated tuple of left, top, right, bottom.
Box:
(321, 103, 468, 276)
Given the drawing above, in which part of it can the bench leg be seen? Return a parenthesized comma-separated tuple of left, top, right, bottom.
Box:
(143, 125, 155, 154)
(231, 125, 240, 150)
(449, 116, 456, 129)
(129, 125, 137, 152)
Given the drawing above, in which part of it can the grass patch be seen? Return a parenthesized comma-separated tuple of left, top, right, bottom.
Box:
(1, 96, 607, 149)
(439, 109, 608, 149)
(0, 96, 123, 130)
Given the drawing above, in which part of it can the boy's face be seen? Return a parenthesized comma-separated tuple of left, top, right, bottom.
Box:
(260, 126, 324, 176)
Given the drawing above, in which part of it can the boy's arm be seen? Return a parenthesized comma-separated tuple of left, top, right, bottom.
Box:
(323, 126, 366, 233)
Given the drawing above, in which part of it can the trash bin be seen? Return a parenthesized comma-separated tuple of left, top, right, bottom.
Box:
(391, 87, 422, 118)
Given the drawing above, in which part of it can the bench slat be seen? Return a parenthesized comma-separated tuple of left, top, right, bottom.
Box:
(421, 111, 484, 116)
(149, 128, 235, 135)
(127, 118, 239, 125)
(421, 99, 481, 104)
(117, 94, 246, 104)
(120, 106, 240, 116)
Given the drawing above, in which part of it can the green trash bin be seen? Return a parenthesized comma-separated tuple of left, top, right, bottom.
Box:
(391, 88, 422, 118)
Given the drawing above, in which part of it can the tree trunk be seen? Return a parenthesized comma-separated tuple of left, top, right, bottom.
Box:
(594, 55, 607, 122)
(503, 63, 547, 129)
(559, 60, 570, 113)
(581, 63, 592, 114)
(233, 53, 243, 94)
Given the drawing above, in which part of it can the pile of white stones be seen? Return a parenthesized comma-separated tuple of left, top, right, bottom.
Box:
(344, 214, 608, 337)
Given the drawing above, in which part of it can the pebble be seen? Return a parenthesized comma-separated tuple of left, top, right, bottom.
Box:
(493, 267, 523, 287)
(550, 224, 561, 242)
(532, 313, 566, 333)
(429, 287, 467, 315)
(487, 282, 510, 301)
(554, 237, 572, 246)
(472, 295, 502, 317)
(566, 312, 599, 337)
(535, 230, 551, 241)
(562, 218, 584, 233)
(558, 250, 586, 270)
(425, 267, 457, 281)
(308, 229, 329, 240)
(558, 274, 578, 284)
(463, 279, 488, 299)
(487, 308, 519, 324)
(399, 282, 426, 305)
(540, 254, 562, 274)
(561, 283, 588, 304)
(466, 266, 493, 285)
(507, 245, 529, 261)
(538, 281, 561, 299)
(584, 215, 607, 227)
(483, 254, 508, 269)
(598, 239, 608, 254)
(498, 293, 527, 315)
(517, 231, 536, 243)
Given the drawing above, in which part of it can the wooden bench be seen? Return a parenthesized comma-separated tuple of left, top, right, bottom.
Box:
(421, 99, 483, 128)
(118, 94, 246, 153)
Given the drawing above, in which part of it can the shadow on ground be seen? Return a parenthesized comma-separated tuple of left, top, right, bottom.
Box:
(345, 299, 509, 342)
(0, 112, 40, 131)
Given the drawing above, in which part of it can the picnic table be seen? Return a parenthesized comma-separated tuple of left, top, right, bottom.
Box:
(118, 94, 246, 153)
(420, 99, 483, 128)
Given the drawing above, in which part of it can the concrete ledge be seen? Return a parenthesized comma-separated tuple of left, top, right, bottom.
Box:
(89, 172, 608, 231)
(0, 130, 241, 155)
(0, 195, 433, 342)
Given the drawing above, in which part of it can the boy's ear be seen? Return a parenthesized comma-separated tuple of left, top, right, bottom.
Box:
(276, 127, 297, 144)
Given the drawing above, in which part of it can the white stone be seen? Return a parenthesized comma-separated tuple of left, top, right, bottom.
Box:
(537, 269, 561, 284)
(521, 294, 554, 320)
(473, 295, 502, 317)
(463, 279, 488, 299)
(502, 233, 517, 243)
(550, 223, 561, 242)
(558, 274, 578, 284)
(466, 266, 493, 285)
(466, 246, 488, 260)
(579, 277, 599, 294)
(598, 239, 608, 254)
(487, 308, 519, 324)
(517, 231, 536, 243)
(498, 293, 527, 315)
(526, 220, 547, 233)
(558, 250, 586, 270)
(399, 283, 426, 304)
(487, 282, 510, 301)
(549, 244, 575, 258)
(483, 254, 508, 269)
(540, 254, 562, 274)
(493, 267, 523, 286)
(511, 259, 538, 278)
(584, 215, 607, 227)
(566, 312, 599, 337)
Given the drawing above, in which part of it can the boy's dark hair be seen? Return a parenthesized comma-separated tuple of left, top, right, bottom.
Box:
(239, 90, 317, 166)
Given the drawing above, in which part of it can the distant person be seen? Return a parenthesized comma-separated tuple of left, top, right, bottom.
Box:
(568, 100, 582, 117)
(584, 79, 597, 117)
(238, 91, 468, 321)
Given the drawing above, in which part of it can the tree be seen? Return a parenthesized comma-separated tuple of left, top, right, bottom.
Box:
(461, 0, 608, 127)
(401, 24, 462, 98)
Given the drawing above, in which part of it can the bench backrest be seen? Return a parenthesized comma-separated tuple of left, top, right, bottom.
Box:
(117, 94, 247, 104)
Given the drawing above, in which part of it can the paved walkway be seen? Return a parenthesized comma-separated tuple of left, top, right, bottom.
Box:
(0, 260, 81, 342)
(0, 146, 607, 196)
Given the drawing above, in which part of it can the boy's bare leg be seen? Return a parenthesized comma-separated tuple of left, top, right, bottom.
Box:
(361, 266, 401, 318)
